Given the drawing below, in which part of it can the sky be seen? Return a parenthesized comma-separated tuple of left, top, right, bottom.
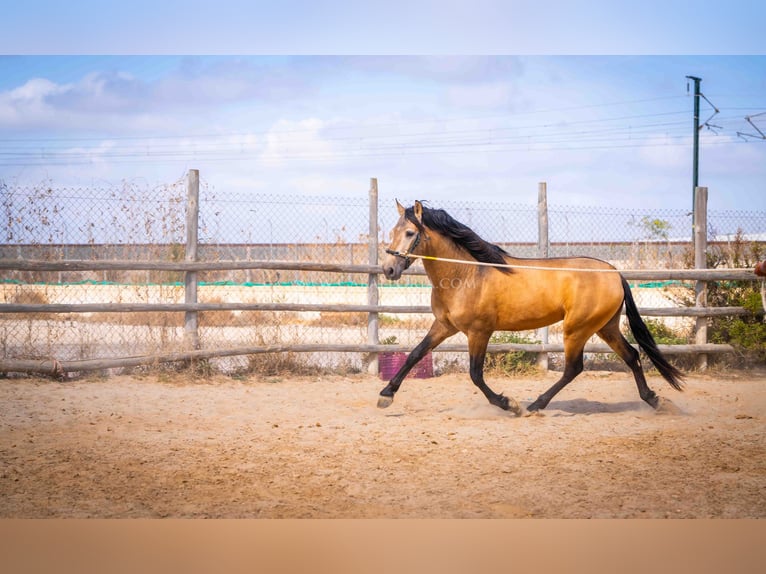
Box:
(1, 2, 765, 216)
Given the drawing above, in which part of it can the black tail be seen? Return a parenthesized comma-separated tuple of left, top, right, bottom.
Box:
(621, 277, 684, 391)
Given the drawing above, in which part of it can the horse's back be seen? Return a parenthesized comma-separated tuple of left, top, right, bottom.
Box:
(489, 256, 624, 331)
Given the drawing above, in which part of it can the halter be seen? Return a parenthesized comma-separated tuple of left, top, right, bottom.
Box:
(385, 231, 421, 268)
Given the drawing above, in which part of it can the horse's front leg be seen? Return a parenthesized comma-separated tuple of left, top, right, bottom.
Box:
(467, 331, 522, 415)
(377, 320, 456, 408)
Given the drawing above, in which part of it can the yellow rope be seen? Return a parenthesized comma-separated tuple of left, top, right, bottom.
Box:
(406, 253, 746, 275)
(410, 253, 621, 273)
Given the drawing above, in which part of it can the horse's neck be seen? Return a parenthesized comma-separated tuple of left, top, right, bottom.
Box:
(421, 231, 478, 278)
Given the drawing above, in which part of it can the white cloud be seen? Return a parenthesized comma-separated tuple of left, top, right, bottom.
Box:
(261, 119, 338, 166)
(10, 77, 64, 101)
(1, 56, 764, 215)
(0, 78, 67, 126)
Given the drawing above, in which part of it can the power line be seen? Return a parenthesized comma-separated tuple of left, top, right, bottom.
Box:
(0, 115, 757, 163)
(0, 94, 763, 168)
(0, 111, 717, 154)
(1, 134, 762, 168)
(0, 95, 690, 145)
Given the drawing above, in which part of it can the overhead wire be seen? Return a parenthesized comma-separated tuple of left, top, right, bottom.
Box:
(0, 99, 764, 168)
(0, 94, 690, 144)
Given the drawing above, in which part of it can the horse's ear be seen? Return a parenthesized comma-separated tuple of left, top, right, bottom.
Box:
(413, 200, 424, 223)
(395, 199, 405, 216)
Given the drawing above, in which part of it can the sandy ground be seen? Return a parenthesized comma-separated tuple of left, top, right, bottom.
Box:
(1, 368, 764, 518)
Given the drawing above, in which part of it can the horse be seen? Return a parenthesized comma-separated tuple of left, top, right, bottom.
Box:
(378, 200, 684, 415)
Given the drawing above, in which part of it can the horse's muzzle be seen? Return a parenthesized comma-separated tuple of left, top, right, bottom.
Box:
(383, 263, 402, 281)
(382, 251, 408, 281)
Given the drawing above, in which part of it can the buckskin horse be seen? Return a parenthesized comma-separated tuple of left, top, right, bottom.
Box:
(378, 200, 684, 415)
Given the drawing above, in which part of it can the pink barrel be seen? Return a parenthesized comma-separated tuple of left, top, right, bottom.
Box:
(379, 351, 433, 380)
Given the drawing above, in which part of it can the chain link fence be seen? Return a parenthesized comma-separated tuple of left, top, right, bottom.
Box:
(2, 177, 765, 373)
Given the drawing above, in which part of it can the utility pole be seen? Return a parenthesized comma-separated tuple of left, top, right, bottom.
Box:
(686, 75, 702, 229)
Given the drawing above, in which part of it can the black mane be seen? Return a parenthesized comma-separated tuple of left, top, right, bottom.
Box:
(405, 204, 511, 271)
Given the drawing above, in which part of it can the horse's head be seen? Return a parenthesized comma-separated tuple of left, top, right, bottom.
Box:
(382, 200, 426, 281)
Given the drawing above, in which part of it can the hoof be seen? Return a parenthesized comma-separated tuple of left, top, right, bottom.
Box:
(654, 396, 683, 415)
(526, 400, 543, 412)
(646, 394, 660, 409)
(499, 394, 523, 417)
(506, 397, 523, 417)
(377, 395, 394, 409)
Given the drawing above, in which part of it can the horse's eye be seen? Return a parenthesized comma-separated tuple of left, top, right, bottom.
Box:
(405, 230, 416, 238)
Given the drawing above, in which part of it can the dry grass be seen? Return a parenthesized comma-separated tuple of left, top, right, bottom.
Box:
(32, 308, 304, 328)
(312, 311, 367, 327)
(242, 352, 316, 377)
(5, 289, 57, 321)
(198, 297, 236, 327)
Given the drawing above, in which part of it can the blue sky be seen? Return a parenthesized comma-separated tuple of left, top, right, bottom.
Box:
(4, 1, 766, 55)
(1, 3, 765, 214)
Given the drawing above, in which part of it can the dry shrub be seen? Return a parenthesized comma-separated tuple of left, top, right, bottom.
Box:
(244, 352, 315, 376)
(80, 312, 183, 327)
(8, 289, 57, 320)
(234, 310, 303, 326)
(238, 329, 319, 376)
(313, 311, 367, 327)
(45, 307, 303, 328)
(198, 297, 235, 327)
(310, 312, 429, 329)
(11, 290, 49, 305)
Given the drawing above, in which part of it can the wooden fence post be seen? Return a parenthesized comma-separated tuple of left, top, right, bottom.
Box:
(537, 182, 550, 371)
(185, 169, 200, 350)
(367, 178, 380, 374)
(694, 186, 708, 370)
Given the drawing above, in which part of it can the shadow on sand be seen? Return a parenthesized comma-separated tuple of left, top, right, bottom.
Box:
(535, 396, 685, 416)
(537, 398, 650, 415)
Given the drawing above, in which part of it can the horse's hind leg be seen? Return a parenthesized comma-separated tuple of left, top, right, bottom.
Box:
(597, 311, 659, 409)
(527, 343, 585, 412)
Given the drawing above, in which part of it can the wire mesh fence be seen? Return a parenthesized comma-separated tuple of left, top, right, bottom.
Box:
(2, 176, 765, 373)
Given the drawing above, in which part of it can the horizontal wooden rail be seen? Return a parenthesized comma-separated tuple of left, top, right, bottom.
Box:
(0, 258, 760, 282)
(0, 342, 735, 376)
(2, 257, 759, 376)
(0, 258, 380, 275)
(0, 302, 757, 318)
(0, 302, 428, 314)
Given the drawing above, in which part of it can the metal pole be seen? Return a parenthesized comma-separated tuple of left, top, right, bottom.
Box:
(686, 75, 702, 229)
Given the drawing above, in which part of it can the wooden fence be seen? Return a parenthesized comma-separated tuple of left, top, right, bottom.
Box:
(0, 171, 762, 376)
